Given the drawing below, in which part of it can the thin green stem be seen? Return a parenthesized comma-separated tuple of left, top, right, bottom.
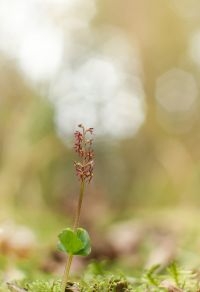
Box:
(61, 254, 73, 292)
(61, 180, 85, 292)
(73, 181, 85, 230)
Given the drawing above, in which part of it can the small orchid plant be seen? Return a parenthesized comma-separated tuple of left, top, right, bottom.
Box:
(58, 124, 94, 292)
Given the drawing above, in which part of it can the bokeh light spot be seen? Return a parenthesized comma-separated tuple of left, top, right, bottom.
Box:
(156, 68, 198, 113)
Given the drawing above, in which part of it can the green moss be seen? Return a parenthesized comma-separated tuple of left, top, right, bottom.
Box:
(2, 263, 200, 292)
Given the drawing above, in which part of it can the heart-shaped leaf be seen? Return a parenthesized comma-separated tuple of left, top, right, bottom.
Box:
(76, 228, 91, 256)
(58, 228, 91, 256)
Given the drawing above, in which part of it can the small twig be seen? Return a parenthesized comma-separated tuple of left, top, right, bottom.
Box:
(7, 283, 28, 292)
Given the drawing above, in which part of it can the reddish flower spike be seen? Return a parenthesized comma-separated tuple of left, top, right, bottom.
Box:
(74, 125, 94, 183)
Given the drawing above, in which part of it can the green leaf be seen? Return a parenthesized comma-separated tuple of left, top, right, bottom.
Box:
(58, 227, 91, 256)
(76, 228, 91, 256)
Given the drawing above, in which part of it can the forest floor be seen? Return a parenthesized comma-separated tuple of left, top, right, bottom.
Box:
(1, 206, 200, 291)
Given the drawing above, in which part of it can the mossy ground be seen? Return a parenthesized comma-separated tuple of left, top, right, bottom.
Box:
(1, 208, 200, 291)
(1, 263, 200, 292)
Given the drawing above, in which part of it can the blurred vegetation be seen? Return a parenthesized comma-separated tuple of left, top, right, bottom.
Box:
(1, 0, 200, 285)
(1, 1, 200, 216)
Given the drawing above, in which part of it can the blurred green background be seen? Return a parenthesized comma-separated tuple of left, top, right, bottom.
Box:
(1, 0, 200, 278)
(1, 0, 200, 212)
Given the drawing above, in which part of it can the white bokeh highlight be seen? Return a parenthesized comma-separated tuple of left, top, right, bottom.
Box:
(51, 47, 145, 139)
(156, 68, 198, 113)
(156, 68, 198, 133)
(189, 31, 200, 67)
(0, 0, 146, 139)
(19, 28, 63, 80)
